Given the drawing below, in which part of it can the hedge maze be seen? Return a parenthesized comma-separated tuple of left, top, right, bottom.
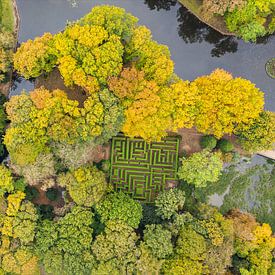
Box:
(110, 135, 180, 202)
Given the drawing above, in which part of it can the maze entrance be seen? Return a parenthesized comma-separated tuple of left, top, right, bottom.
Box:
(110, 135, 180, 202)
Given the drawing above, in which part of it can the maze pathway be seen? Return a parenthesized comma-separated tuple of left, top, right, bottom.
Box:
(110, 135, 180, 202)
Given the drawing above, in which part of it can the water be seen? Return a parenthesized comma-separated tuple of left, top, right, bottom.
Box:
(12, 0, 275, 111)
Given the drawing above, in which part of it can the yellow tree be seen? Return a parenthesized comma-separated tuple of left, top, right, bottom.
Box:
(192, 69, 264, 138)
(13, 33, 56, 78)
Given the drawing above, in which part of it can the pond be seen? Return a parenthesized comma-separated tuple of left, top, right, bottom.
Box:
(12, 0, 275, 111)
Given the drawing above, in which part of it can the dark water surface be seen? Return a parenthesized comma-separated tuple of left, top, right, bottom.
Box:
(12, 0, 274, 110)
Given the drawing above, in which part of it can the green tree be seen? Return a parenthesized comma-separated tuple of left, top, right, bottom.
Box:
(79, 5, 138, 39)
(1, 193, 38, 245)
(235, 111, 275, 152)
(92, 220, 139, 274)
(35, 206, 95, 275)
(143, 224, 173, 259)
(136, 243, 164, 274)
(0, 243, 39, 275)
(96, 192, 143, 228)
(0, 165, 14, 197)
(155, 188, 185, 219)
(178, 150, 223, 188)
(225, 0, 269, 41)
(57, 165, 108, 207)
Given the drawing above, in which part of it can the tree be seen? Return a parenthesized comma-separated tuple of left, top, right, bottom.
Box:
(192, 69, 264, 138)
(79, 5, 138, 39)
(125, 26, 174, 85)
(224, 0, 268, 41)
(161, 226, 207, 275)
(35, 206, 95, 275)
(1, 193, 38, 245)
(162, 258, 205, 275)
(96, 192, 143, 228)
(176, 227, 207, 260)
(155, 188, 185, 219)
(235, 111, 275, 152)
(52, 140, 98, 169)
(143, 224, 173, 259)
(0, 165, 14, 197)
(109, 67, 172, 141)
(54, 24, 124, 92)
(11, 153, 56, 186)
(57, 165, 108, 207)
(4, 87, 123, 173)
(91, 220, 139, 274)
(227, 209, 275, 274)
(136, 243, 164, 274)
(178, 150, 223, 188)
(0, 244, 39, 275)
(13, 33, 56, 78)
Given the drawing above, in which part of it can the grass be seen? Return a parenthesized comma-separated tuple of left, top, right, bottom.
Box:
(0, 0, 15, 32)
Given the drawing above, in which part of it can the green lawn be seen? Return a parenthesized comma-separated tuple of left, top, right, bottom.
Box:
(0, 0, 15, 32)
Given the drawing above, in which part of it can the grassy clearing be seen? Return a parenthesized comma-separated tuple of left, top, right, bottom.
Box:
(0, 0, 15, 32)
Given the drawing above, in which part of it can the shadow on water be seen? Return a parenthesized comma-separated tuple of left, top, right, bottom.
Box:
(144, 0, 177, 11)
(177, 6, 238, 57)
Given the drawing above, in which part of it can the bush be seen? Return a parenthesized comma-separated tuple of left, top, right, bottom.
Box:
(200, 135, 217, 150)
(45, 188, 59, 201)
(25, 186, 39, 201)
(217, 139, 234, 153)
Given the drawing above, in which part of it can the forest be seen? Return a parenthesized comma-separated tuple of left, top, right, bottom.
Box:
(0, 4, 274, 275)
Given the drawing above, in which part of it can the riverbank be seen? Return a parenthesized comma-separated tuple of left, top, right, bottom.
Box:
(178, 0, 234, 36)
(0, 0, 19, 97)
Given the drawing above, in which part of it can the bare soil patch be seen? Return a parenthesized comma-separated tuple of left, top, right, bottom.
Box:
(35, 68, 88, 107)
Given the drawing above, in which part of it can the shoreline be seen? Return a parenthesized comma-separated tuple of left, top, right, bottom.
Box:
(178, 0, 234, 36)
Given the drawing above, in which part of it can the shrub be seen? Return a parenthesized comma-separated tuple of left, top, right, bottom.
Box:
(38, 204, 54, 220)
(200, 135, 217, 150)
(46, 188, 59, 201)
(25, 186, 39, 201)
(217, 139, 234, 153)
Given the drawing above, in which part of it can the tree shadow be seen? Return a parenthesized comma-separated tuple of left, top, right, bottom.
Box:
(177, 6, 238, 57)
(144, 0, 177, 11)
